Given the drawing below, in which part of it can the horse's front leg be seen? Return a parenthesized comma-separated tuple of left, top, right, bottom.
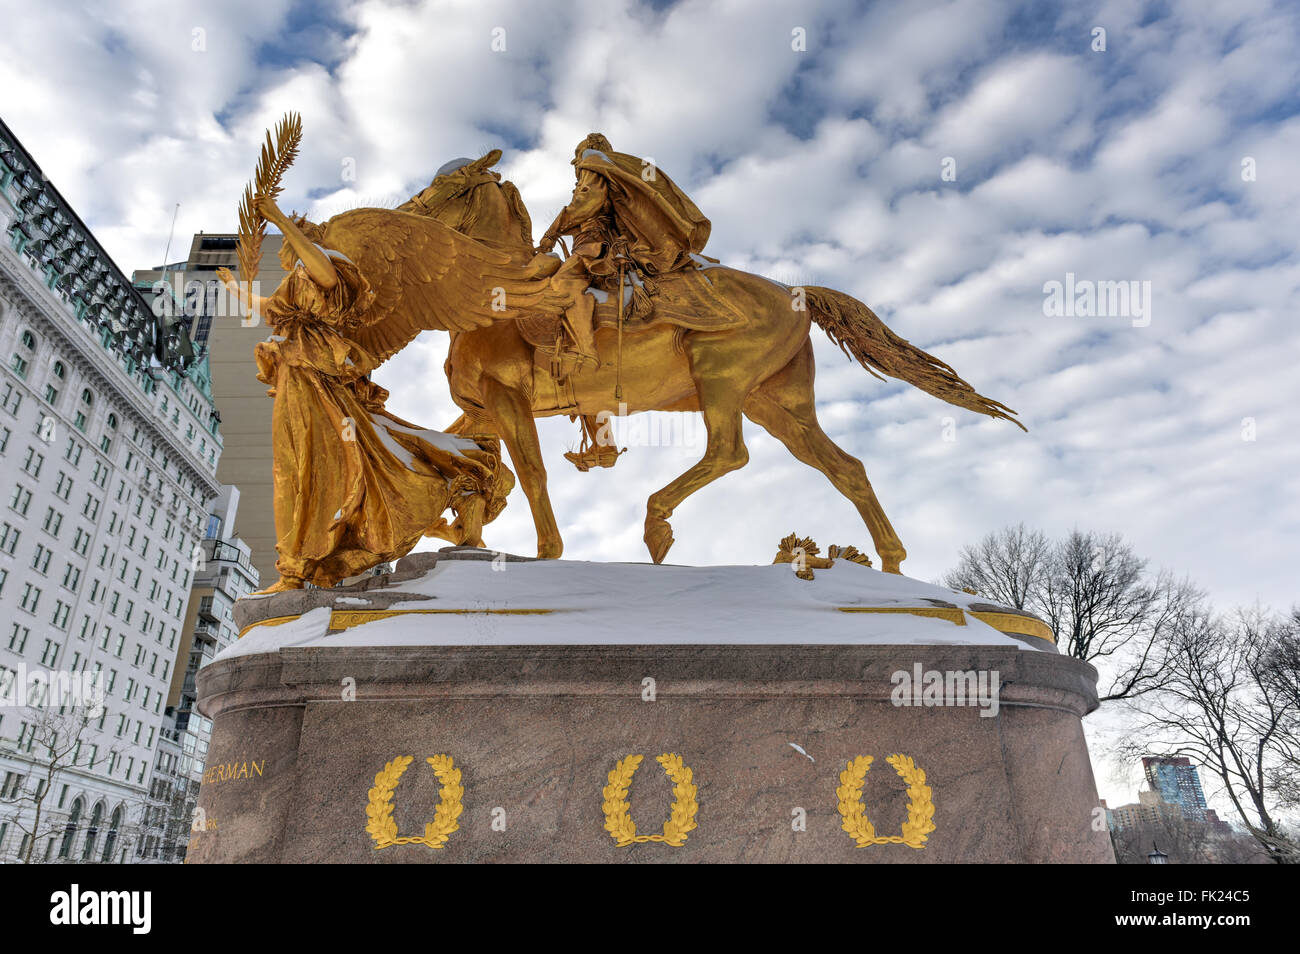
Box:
(481, 377, 563, 559)
(644, 348, 751, 563)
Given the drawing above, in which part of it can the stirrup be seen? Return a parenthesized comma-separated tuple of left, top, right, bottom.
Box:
(564, 444, 625, 472)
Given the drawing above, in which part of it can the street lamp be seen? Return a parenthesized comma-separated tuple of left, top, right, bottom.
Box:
(1147, 842, 1169, 864)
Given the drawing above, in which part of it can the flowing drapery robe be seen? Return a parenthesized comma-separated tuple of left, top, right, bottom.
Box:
(254, 255, 509, 586)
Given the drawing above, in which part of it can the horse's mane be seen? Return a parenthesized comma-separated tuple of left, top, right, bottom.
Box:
(491, 179, 534, 250)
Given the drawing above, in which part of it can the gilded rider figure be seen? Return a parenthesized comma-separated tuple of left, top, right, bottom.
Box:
(537, 133, 713, 378)
(536, 134, 714, 469)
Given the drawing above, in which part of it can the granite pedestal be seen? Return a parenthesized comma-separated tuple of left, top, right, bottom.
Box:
(190, 549, 1114, 863)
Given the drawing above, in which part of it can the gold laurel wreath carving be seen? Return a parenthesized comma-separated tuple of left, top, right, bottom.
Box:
(602, 753, 699, 847)
(836, 754, 936, 849)
(365, 754, 464, 850)
(236, 111, 303, 284)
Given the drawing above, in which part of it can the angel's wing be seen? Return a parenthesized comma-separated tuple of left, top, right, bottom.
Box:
(318, 207, 558, 363)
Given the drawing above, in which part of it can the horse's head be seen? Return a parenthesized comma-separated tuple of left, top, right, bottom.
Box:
(400, 149, 534, 257)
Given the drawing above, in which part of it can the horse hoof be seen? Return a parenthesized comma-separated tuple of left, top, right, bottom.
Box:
(881, 549, 906, 575)
(537, 540, 563, 560)
(644, 518, 674, 564)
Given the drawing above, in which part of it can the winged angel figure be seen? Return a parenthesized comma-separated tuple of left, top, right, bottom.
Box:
(220, 117, 562, 593)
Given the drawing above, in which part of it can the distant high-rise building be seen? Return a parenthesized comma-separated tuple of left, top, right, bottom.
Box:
(143, 485, 258, 862)
(135, 233, 288, 586)
(1109, 788, 1182, 830)
(1143, 756, 1209, 822)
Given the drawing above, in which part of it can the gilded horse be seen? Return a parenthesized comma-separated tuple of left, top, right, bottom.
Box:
(425, 153, 1023, 574)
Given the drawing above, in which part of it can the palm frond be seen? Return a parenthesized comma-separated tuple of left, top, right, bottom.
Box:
(236, 112, 303, 283)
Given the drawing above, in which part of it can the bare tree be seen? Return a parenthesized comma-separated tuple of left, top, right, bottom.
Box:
(1111, 810, 1214, 864)
(154, 773, 201, 863)
(1110, 809, 1269, 864)
(942, 523, 1050, 610)
(1123, 608, 1300, 863)
(1259, 609, 1300, 810)
(945, 526, 1201, 700)
(0, 675, 145, 864)
(0, 704, 102, 863)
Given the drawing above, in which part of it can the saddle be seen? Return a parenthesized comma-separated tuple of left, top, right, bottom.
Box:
(516, 265, 746, 359)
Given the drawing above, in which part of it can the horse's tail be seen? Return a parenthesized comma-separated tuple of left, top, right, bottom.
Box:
(804, 286, 1026, 431)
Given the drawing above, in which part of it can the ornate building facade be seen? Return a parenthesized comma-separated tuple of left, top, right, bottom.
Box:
(0, 117, 218, 862)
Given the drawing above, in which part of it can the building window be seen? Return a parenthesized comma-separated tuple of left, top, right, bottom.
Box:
(58, 799, 82, 859)
(31, 543, 51, 573)
(0, 521, 19, 554)
(1, 383, 22, 415)
(8, 484, 32, 516)
(8, 624, 29, 653)
(102, 808, 121, 863)
(101, 412, 117, 454)
(9, 353, 28, 378)
(19, 584, 40, 613)
(20, 446, 42, 477)
(81, 803, 103, 862)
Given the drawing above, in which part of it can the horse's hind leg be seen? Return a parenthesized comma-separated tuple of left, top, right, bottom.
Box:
(743, 340, 907, 573)
(643, 347, 751, 563)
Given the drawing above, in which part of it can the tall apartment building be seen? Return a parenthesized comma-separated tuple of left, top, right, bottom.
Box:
(144, 485, 258, 862)
(1108, 789, 1182, 830)
(0, 117, 217, 862)
(135, 234, 287, 586)
(1143, 756, 1210, 822)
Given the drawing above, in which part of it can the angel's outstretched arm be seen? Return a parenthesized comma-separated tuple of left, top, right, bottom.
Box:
(215, 266, 266, 319)
(255, 195, 338, 291)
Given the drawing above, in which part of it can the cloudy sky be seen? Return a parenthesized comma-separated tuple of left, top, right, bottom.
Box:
(2, 0, 1297, 809)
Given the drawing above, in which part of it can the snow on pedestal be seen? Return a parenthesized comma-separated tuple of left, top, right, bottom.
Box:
(225, 552, 1051, 658)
